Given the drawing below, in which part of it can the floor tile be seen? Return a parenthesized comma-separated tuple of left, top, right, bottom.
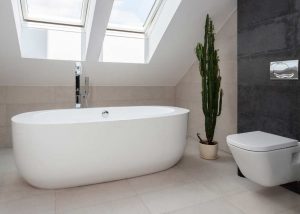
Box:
(279, 205, 300, 214)
(167, 198, 244, 214)
(226, 187, 300, 214)
(57, 196, 150, 214)
(128, 166, 195, 194)
(57, 203, 111, 214)
(0, 192, 55, 214)
(0, 171, 54, 203)
(108, 197, 150, 214)
(140, 182, 221, 214)
(201, 174, 249, 196)
(55, 180, 136, 212)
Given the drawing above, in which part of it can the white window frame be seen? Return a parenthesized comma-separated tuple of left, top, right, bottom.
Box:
(107, 0, 164, 33)
(20, 0, 90, 27)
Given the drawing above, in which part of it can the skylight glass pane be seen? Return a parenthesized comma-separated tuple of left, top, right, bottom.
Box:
(108, 0, 158, 32)
(22, 0, 88, 26)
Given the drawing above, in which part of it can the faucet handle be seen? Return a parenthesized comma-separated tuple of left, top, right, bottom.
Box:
(75, 62, 82, 75)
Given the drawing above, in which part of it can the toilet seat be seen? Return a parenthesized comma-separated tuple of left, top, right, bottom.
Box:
(227, 131, 298, 152)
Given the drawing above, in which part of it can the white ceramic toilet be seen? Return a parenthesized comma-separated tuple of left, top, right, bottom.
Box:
(227, 131, 300, 187)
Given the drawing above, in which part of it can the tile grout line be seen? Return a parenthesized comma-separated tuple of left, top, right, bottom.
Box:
(134, 194, 152, 214)
(222, 193, 253, 214)
(135, 181, 224, 214)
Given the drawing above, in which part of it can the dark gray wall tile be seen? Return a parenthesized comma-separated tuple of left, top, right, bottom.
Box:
(295, 0, 300, 12)
(238, 0, 290, 30)
(238, 0, 300, 140)
(239, 21, 287, 56)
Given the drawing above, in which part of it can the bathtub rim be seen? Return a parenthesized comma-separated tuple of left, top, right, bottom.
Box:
(11, 106, 190, 125)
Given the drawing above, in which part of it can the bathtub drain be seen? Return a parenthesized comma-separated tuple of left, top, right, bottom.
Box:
(102, 110, 109, 118)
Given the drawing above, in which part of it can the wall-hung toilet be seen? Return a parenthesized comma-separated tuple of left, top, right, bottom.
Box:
(227, 131, 300, 187)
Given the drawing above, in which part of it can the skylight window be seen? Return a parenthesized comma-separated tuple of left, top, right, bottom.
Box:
(20, 0, 89, 27)
(107, 0, 163, 33)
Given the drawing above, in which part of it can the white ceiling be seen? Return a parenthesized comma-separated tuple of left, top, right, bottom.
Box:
(0, 0, 236, 86)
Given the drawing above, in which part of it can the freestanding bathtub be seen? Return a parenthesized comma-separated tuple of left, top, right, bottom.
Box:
(12, 106, 189, 189)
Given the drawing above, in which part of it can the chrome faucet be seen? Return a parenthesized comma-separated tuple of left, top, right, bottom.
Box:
(75, 62, 89, 108)
(75, 62, 82, 108)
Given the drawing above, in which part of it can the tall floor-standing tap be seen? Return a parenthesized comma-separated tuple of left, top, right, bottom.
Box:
(75, 62, 82, 108)
(75, 62, 89, 108)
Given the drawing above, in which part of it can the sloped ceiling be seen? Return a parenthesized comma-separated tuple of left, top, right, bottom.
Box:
(0, 0, 236, 86)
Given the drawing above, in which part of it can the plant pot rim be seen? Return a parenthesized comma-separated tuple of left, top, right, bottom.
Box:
(199, 141, 218, 145)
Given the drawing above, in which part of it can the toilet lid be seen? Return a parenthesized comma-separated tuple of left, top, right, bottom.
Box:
(227, 131, 298, 152)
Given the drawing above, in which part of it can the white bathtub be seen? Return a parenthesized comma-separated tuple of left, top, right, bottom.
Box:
(12, 106, 189, 189)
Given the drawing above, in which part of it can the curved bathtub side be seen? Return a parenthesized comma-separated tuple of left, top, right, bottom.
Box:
(12, 113, 188, 189)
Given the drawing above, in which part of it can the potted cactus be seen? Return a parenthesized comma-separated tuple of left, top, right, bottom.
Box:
(195, 14, 223, 160)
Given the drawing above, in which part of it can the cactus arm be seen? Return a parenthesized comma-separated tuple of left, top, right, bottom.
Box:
(217, 89, 223, 116)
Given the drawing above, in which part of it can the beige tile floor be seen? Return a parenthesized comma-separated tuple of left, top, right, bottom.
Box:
(0, 138, 299, 214)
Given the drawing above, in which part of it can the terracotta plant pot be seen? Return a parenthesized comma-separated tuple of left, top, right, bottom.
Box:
(199, 142, 218, 160)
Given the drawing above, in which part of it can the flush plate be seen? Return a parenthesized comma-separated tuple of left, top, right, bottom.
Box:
(270, 60, 298, 80)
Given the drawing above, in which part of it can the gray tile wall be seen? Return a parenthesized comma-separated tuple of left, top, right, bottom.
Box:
(238, 0, 300, 139)
(0, 86, 175, 147)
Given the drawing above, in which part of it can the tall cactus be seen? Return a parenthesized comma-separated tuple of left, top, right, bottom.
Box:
(195, 14, 223, 145)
